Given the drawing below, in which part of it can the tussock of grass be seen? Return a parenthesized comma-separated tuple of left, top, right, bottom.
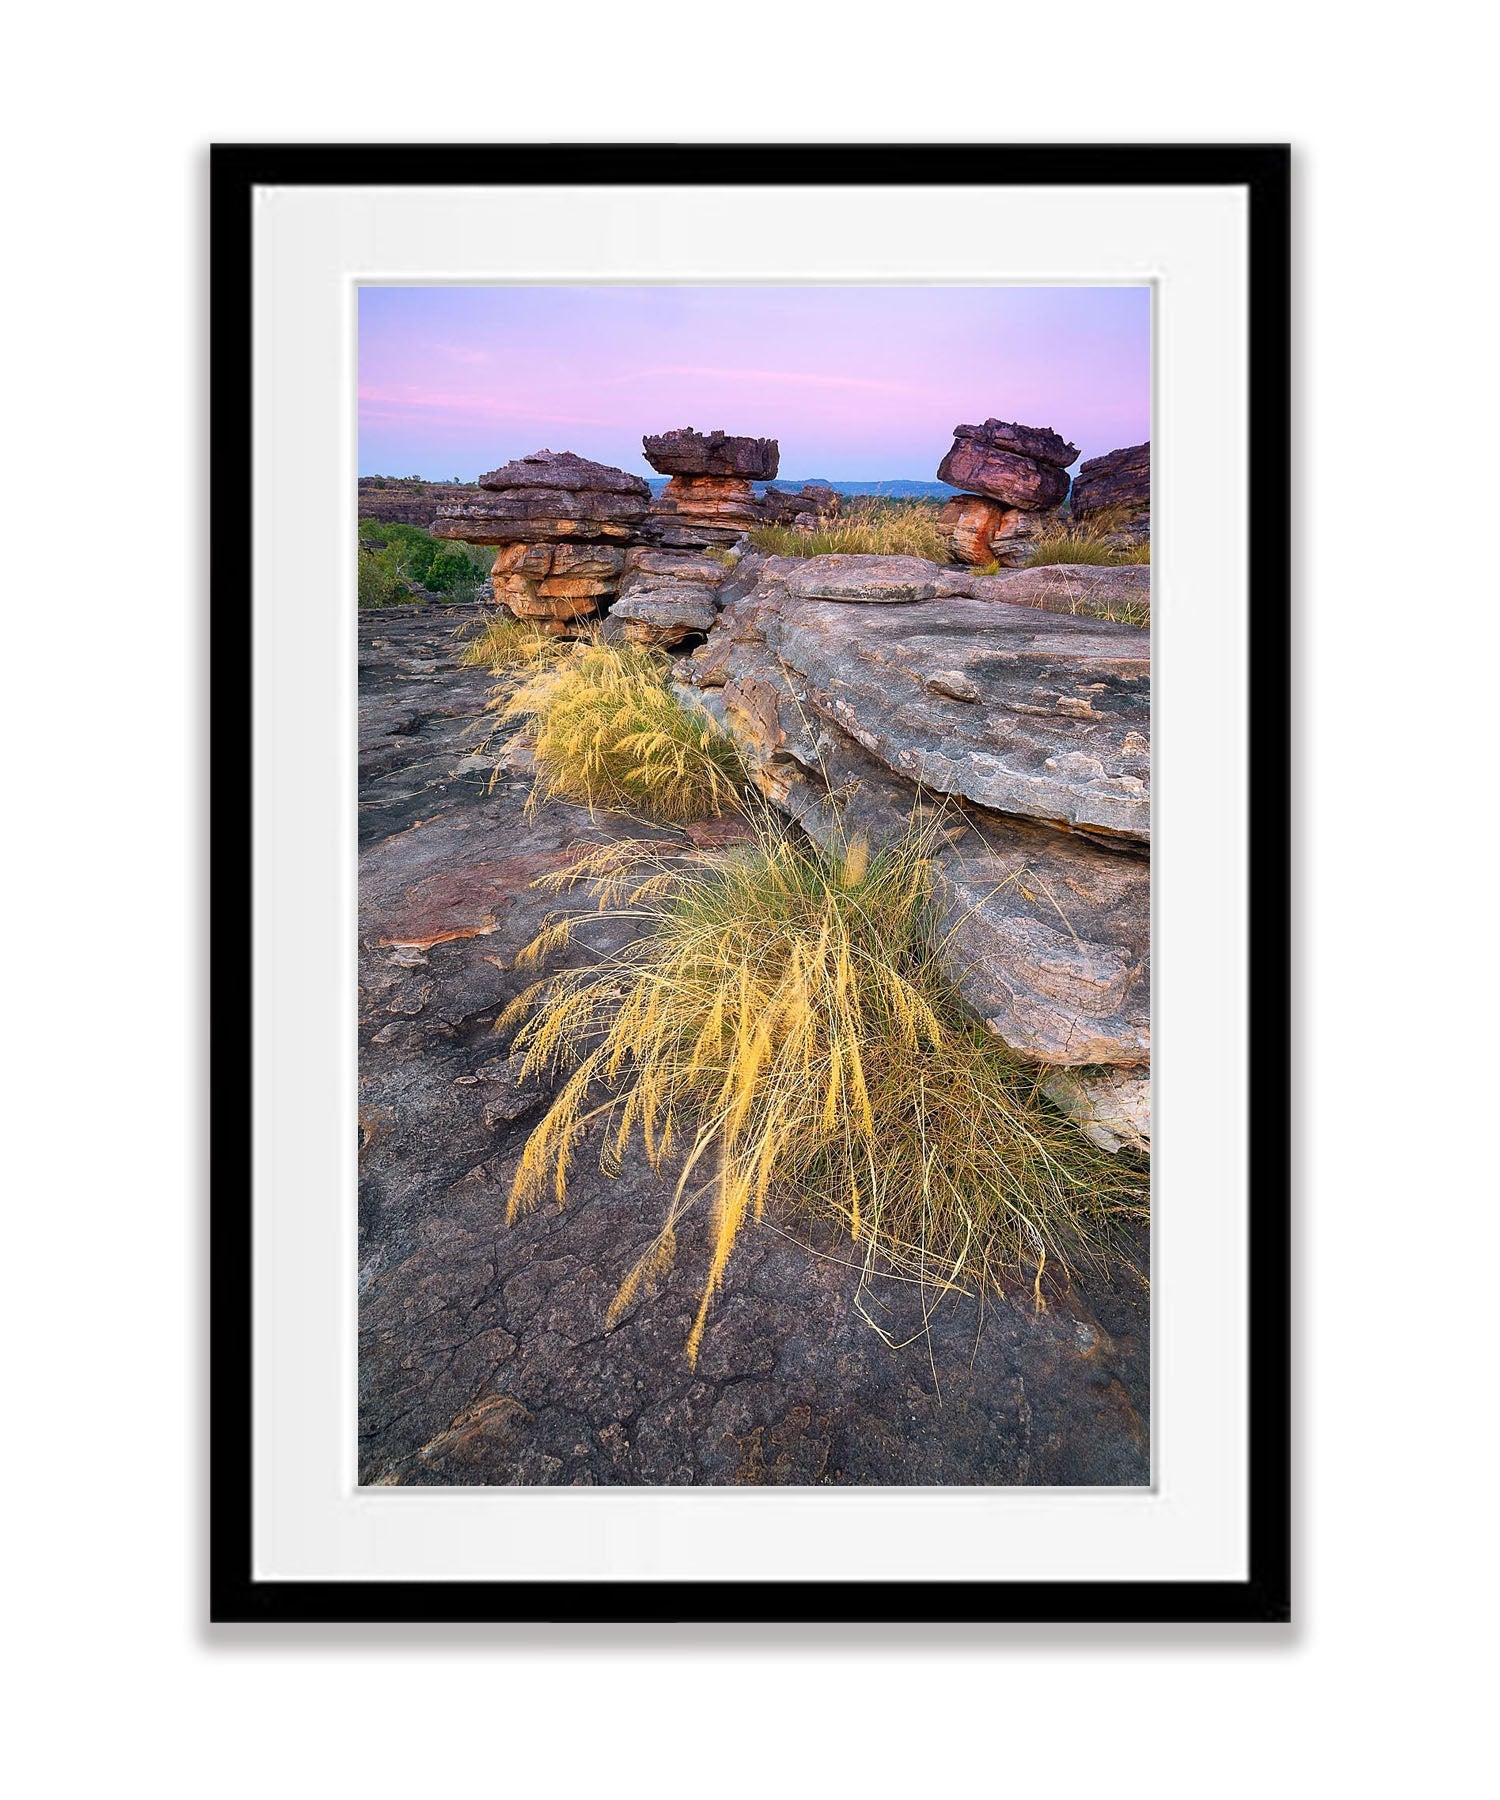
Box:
(748, 498, 948, 563)
(497, 639, 745, 822)
(456, 613, 572, 673)
(501, 815, 1146, 1364)
(1024, 507, 1151, 569)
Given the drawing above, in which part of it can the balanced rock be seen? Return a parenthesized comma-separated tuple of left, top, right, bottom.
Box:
(643, 427, 779, 480)
(433, 449, 650, 629)
(644, 473, 768, 550)
(433, 449, 650, 553)
(937, 418, 1077, 512)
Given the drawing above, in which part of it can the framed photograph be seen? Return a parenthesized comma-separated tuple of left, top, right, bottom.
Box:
(212, 142, 1289, 1623)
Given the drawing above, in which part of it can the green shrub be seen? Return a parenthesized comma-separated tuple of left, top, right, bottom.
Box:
(357, 543, 408, 608)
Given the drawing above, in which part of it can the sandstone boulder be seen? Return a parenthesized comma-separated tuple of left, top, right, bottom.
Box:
(760, 553, 940, 604)
(1042, 1068, 1151, 1155)
(937, 495, 1009, 565)
(610, 586, 721, 647)
(620, 546, 728, 594)
(652, 475, 765, 528)
(952, 419, 1079, 469)
(1071, 441, 1150, 520)
(937, 435, 1071, 511)
(643, 426, 779, 480)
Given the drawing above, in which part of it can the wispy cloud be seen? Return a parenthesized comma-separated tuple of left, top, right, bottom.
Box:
(597, 365, 918, 394)
(357, 386, 607, 428)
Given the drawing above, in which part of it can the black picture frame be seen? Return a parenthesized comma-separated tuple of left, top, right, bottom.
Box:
(210, 142, 1290, 1626)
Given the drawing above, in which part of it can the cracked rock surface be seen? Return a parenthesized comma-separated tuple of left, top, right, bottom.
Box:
(358, 603, 1149, 1486)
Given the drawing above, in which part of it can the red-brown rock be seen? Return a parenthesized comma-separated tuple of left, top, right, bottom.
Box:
(643, 427, 779, 480)
(952, 418, 1078, 469)
(1071, 441, 1151, 519)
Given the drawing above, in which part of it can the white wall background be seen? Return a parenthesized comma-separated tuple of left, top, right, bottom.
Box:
(5, 3, 1494, 1795)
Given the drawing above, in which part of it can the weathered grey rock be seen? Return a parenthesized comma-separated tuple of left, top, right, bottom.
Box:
(1042, 1069, 1151, 1155)
(680, 586, 1150, 841)
(609, 586, 720, 647)
(935, 562, 1151, 623)
(765, 553, 941, 604)
(675, 647, 1149, 1068)
(952, 418, 1079, 470)
(1072, 441, 1150, 520)
(643, 427, 779, 479)
(358, 606, 1149, 1487)
(432, 488, 649, 545)
(479, 448, 651, 498)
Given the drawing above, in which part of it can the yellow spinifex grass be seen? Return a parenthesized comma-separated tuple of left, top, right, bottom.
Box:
(497, 638, 746, 822)
(454, 612, 572, 673)
(500, 811, 1147, 1365)
(748, 498, 949, 563)
(1023, 507, 1152, 573)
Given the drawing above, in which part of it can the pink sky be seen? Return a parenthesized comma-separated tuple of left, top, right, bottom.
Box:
(358, 285, 1150, 482)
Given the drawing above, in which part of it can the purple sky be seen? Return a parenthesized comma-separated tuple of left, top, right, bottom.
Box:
(358, 286, 1150, 482)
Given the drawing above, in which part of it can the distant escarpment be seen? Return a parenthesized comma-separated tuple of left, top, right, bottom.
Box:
(359, 477, 482, 528)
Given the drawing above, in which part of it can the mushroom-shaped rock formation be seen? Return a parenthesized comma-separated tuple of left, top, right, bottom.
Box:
(431, 450, 651, 629)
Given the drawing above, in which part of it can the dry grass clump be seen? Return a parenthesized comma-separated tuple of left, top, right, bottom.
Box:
(455, 612, 572, 673)
(497, 639, 745, 822)
(500, 814, 1146, 1364)
(1024, 507, 1151, 569)
(748, 497, 948, 563)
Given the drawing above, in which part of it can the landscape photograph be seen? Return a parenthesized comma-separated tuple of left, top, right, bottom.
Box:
(357, 283, 1153, 1487)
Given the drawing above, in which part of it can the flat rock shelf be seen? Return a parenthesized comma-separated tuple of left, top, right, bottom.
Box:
(358, 604, 1150, 1486)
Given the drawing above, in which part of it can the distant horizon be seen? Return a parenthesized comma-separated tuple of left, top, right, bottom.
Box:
(358, 471, 966, 486)
(359, 286, 1150, 483)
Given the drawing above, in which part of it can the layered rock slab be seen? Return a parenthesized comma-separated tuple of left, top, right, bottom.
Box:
(935, 561, 1151, 622)
(681, 567, 1151, 842)
(676, 628, 1149, 1071)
